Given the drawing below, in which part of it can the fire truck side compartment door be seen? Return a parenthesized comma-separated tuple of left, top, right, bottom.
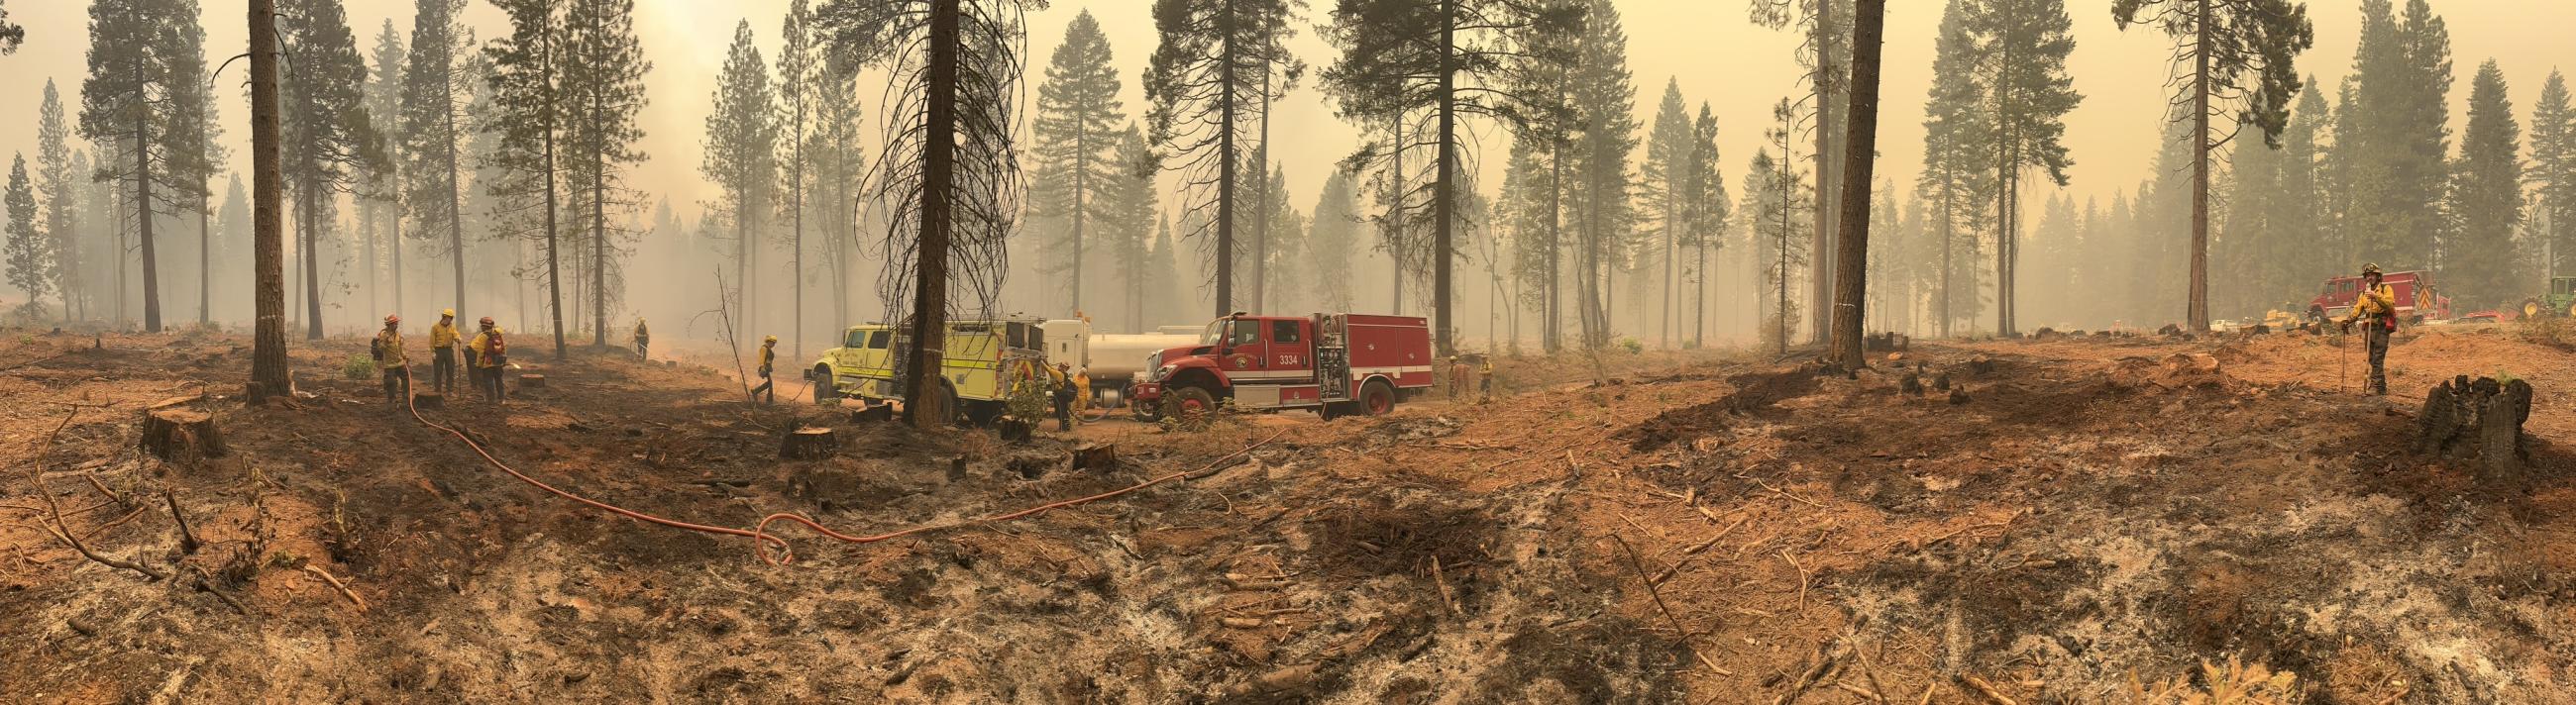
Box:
(1235, 384, 1282, 408)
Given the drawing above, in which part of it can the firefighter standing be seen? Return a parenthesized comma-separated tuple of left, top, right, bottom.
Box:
(373, 314, 411, 406)
(751, 336, 777, 404)
(2338, 263, 2397, 396)
(633, 318, 651, 360)
(468, 317, 506, 403)
(428, 309, 460, 393)
(1446, 355, 1470, 402)
(1051, 362, 1077, 432)
(1478, 354, 1496, 402)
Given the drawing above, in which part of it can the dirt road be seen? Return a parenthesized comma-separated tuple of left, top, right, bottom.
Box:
(2, 326, 2571, 702)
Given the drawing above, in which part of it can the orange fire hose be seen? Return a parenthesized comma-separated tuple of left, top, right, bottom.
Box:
(402, 363, 1281, 564)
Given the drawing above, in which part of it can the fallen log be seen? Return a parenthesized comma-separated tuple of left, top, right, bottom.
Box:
(141, 408, 228, 461)
(517, 373, 546, 389)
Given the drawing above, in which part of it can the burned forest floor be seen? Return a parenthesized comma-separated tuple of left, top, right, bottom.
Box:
(6, 323, 2576, 703)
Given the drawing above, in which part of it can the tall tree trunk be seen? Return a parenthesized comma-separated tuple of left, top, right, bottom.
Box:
(1433, 0, 1455, 355)
(1073, 95, 1089, 316)
(199, 187, 210, 325)
(1546, 143, 1561, 353)
(905, 0, 960, 429)
(1695, 240, 1708, 347)
(542, 31, 566, 359)
(592, 89, 608, 349)
(136, 112, 162, 333)
(1251, 77, 1267, 313)
(791, 95, 805, 359)
(1391, 113, 1403, 316)
(447, 90, 467, 329)
(302, 173, 321, 339)
(1809, 0, 1838, 346)
(1829, 0, 1885, 369)
(363, 191, 377, 321)
(251, 0, 290, 395)
(1214, 1, 1236, 318)
(2187, 0, 2212, 332)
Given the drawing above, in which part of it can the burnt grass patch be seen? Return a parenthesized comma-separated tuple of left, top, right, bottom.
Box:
(1304, 497, 1496, 601)
(1622, 366, 1823, 452)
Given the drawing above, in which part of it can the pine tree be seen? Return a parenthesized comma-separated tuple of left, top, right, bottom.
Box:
(1031, 10, 1127, 317)
(1964, 0, 2082, 338)
(400, 0, 473, 325)
(811, 53, 866, 333)
(777, 0, 814, 356)
(5, 154, 44, 316)
(1683, 103, 1729, 348)
(484, 0, 571, 353)
(2445, 59, 2522, 309)
(79, 0, 206, 333)
(2530, 70, 2576, 279)
(216, 174, 248, 320)
(1824, 0, 1884, 367)
(279, 0, 382, 340)
(1309, 167, 1362, 313)
(1321, 0, 1568, 353)
(701, 20, 775, 356)
(1097, 124, 1160, 329)
(1641, 78, 1692, 348)
(364, 19, 404, 320)
(1, 1, 23, 55)
(1742, 142, 1806, 353)
(250, 0, 293, 397)
(2341, 0, 2451, 269)
(562, 0, 649, 348)
(1568, 0, 1637, 350)
(1750, 0, 1854, 346)
(1917, 0, 1987, 338)
(2217, 79, 2326, 317)
(37, 80, 79, 320)
(2113, 0, 2314, 331)
(818, 0, 1037, 428)
(1145, 0, 1303, 319)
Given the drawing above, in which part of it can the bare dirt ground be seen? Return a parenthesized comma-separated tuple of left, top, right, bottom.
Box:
(3, 323, 2573, 703)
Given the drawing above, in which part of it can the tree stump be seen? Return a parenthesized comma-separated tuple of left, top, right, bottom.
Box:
(851, 403, 895, 424)
(518, 373, 546, 389)
(780, 426, 839, 459)
(2417, 375, 2532, 483)
(1072, 443, 1119, 471)
(996, 416, 1033, 444)
(142, 408, 228, 460)
(412, 391, 445, 410)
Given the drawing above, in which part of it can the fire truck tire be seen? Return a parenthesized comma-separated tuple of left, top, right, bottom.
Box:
(812, 365, 838, 404)
(2524, 299, 2545, 319)
(1358, 380, 1396, 416)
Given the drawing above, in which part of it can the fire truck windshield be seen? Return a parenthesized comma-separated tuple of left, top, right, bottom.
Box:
(1200, 319, 1259, 347)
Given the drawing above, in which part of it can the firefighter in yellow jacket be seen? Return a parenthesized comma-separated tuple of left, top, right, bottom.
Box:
(428, 309, 461, 393)
(372, 314, 410, 406)
(2339, 263, 2397, 396)
(751, 336, 777, 404)
(468, 317, 506, 403)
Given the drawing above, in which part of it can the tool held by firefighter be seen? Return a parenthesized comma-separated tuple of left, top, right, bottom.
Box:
(468, 317, 506, 403)
(752, 336, 778, 404)
(2337, 263, 2396, 396)
(373, 314, 411, 407)
(429, 309, 460, 394)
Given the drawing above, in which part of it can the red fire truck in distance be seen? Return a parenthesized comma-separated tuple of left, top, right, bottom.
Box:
(2306, 269, 2452, 324)
(1129, 312, 1435, 422)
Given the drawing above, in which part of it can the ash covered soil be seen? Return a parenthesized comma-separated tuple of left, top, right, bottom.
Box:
(5, 324, 2576, 703)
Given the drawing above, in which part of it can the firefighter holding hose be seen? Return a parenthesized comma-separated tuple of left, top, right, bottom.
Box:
(2338, 263, 2396, 396)
(373, 314, 411, 407)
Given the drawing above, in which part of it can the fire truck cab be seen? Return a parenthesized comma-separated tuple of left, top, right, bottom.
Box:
(1130, 312, 1434, 422)
(2306, 269, 2452, 324)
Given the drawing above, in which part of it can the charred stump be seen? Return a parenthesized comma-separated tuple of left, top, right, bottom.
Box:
(996, 416, 1033, 444)
(1072, 443, 1119, 471)
(851, 403, 895, 424)
(780, 426, 839, 459)
(2417, 375, 2532, 483)
(142, 408, 228, 460)
(411, 392, 445, 410)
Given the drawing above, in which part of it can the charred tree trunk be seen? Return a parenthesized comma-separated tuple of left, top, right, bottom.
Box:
(1433, 0, 1456, 356)
(1809, 0, 1839, 346)
(1214, 2, 1237, 318)
(447, 90, 468, 331)
(250, 0, 290, 400)
(1829, 0, 1886, 370)
(1544, 143, 1562, 353)
(905, 0, 960, 431)
(2187, 0, 2213, 332)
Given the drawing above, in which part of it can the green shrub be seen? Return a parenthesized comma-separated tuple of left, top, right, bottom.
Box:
(1617, 337, 1644, 354)
(342, 353, 376, 379)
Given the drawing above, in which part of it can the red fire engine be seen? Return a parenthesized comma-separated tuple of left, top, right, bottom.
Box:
(2307, 269, 2451, 324)
(1129, 313, 1435, 421)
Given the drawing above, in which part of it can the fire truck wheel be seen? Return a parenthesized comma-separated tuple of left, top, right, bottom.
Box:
(2524, 299, 2545, 319)
(1359, 380, 1396, 416)
(812, 365, 838, 403)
